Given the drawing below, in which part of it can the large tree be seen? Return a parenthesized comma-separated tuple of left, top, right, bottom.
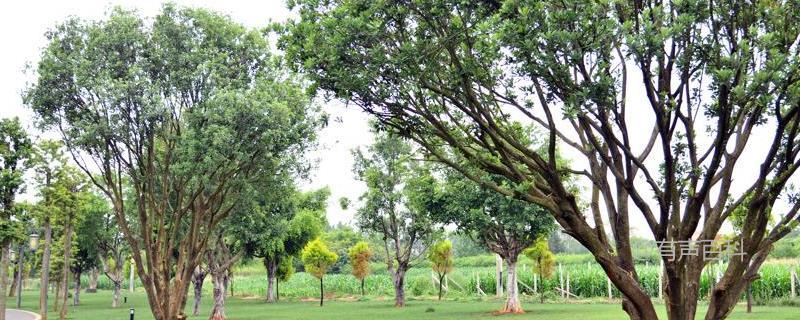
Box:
(26, 5, 321, 320)
(352, 132, 439, 307)
(283, 1, 800, 319)
(427, 169, 554, 313)
(0, 117, 32, 320)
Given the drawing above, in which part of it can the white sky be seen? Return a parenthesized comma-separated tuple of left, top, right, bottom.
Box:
(0, 0, 372, 227)
(0, 0, 787, 240)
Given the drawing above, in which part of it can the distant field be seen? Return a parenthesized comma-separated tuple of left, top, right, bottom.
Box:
(14, 290, 800, 320)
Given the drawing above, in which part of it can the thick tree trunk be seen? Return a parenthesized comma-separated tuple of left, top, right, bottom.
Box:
(0, 242, 10, 320)
(192, 268, 206, 316)
(59, 221, 73, 320)
(501, 260, 523, 314)
(746, 283, 752, 313)
(663, 262, 701, 320)
(209, 272, 226, 320)
(40, 219, 52, 320)
(392, 268, 406, 307)
(73, 271, 81, 306)
(265, 259, 277, 302)
(112, 282, 121, 308)
(87, 267, 99, 293)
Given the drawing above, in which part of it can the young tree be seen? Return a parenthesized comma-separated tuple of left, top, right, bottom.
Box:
(29, 140, 66, 319)
(301, 238, 338, 307)
(275, 256, 295, 301)
(347, 241, 372, 296)
(428, 240, 454, 300)
(523, 237, 555, 303)
(54, 166, 87, 320)
(0, 117, 32, 320)
(353, 132, 439, 307)
(426, 170, 554, 313)
(283, 1, 800, 319)
(26, 5, 321, 320)
(71, 192, 106, 305)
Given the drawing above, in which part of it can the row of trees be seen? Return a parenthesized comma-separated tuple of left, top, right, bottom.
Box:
(282, 1, 800, 319)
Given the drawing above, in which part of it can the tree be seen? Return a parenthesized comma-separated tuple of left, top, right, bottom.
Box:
(53, 166, 87, 320)
(283, 1, 800, 319)
(275, 256, 295, 301)
(301, 238, 338, 307)
(29, 140, 67, 319)
(0, 117, 32, 320)
(523, 237, 555, 303)
(71, 191, 107, 305)
(324, 224, 363, 273)
(352, 131, 439, 307)
(427, 169, 555, 313)
(347, 241, 372, 296)
(428, 240, 454, 300)
(27, 5, 321, 320)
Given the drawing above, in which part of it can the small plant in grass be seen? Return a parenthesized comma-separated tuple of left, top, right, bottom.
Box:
(524, 237, 555, 303)
(429, 240, 454, 300)
(348, 241, 372, 296)
(301, 238, 338, 306)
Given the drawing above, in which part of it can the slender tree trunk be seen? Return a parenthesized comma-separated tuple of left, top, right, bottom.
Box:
(501, 260, 523, 314)
(192, 268, 206, 316)
(59, 221, 73, 320)
(8, 261, 19, 298)
(392, 268, 406, 307)
(495, 254, 503, 297)
(0, 242, 10, 320)
(87, 267, 98, 293)
(746, 283, 752, 313)
(438, 274, 444, 300)
(319, 277, 324, 307)
(266, 259, 277, 302)
(209, 272, 226, 320)
(40, 219, 52, 320)
(360, 278, 365, 296)
(73, 270, 81, 306)
(128, 258, 134, 293)
(276, 280, 279, 301)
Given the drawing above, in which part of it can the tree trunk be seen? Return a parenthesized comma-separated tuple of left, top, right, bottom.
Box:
(392, 268, 406, 307)
(746, 283, 752, 313)
(501, 260, 523, 314)
(661, 259, 703, 320)
(87, 267, 98, 293)
(276, 280, 279, 301)
(8, 260, 19, 298)
(0, 242, 10, 320)
(59, 221, 73, 320)
(208, 272, 226, 320)
(128, 258, 135, 293)
(495, 254, 503, 297)
(360, 278, 365, 296)
(40, 219, 52, 320)
(319, 277, 324, 307)
(112, 281, 121, 308)
(192, 269, 206, 316)
(438, 274, 444, 300)
(265, 259, 277, 302)
(73, 271, 81, 306)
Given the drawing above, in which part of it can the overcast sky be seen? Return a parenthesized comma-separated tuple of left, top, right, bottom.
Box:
(0, 0, 373, 227)
(1, 0, 784, 239)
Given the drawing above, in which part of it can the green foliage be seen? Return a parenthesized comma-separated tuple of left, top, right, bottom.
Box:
(523, 237, 555, 280)
(277, 255, 295, 282)
(428, 240, 454, 276)
(301, 238, 338, 279)
(323, 224, 363, 273)
(0, 117, 33, 243)
(347, 241, 371, 280)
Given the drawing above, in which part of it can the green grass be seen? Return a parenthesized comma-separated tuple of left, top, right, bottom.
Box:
(13, 290, 800, 320)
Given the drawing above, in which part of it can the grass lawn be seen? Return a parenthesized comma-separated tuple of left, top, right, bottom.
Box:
(14, 290, 800, 320)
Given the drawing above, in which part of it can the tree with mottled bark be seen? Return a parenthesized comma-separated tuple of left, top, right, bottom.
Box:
(428, 240, 454, 301)
(301, 238, 338, 307)
(0, 117, 32, 320)
(425, 169, 554, 313)
(26, 5, 321, 320)
(352, 132, 439, 307)
(347, 241, 372, 296)
(283, 1, 800, 319)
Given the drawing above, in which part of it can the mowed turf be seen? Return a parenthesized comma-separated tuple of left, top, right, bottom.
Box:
(14, 290, 800, 320)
